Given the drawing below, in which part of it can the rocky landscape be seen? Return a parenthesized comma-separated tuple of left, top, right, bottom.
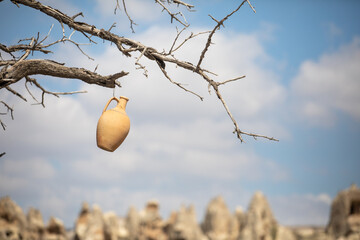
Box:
(0, 184, 359, 240)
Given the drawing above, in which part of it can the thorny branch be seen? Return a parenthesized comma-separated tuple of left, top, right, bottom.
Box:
(155, 0, 190, 27)
(0, 101, 14, 130)
(1, 0, 278, 142)
(25, 76, 87, 107)
(0, 20, 128, 129)
(196, 0, 249, 71)
(167, 27, 211, 55)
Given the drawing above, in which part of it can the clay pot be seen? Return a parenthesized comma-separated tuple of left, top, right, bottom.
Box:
(96, 96, 130, 152)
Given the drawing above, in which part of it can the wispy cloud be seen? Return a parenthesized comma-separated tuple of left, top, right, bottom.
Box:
(0, 25, 293, 227)
(291, 37, 360, 126)
(270, 193, 332, 226)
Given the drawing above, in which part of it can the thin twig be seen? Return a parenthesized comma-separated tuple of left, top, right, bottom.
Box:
(218, 75, 246, 86)
(72, 12, 84, 19)
(108, 22, 116, 32)
(5, 86, 27, 102)
(0, 101, 14, 120)
(196, 0, 248, 71)
(122, 0, 137, 33)
(155, 0, 189, 27)
(168, 26, 187, 54)
(247, 0, 256, 13)
(172, 30, 211, 54)
(172, 0, 194, 10)
(25, 76, 87, 107)
(155, 60, 203, 101)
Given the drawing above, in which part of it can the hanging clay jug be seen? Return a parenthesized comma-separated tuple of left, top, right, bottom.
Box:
(96, 96, 130, 152)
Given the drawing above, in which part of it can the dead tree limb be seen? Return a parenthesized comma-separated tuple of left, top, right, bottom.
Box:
(3, 0, 278, 142)
(0, 59, 128, 89)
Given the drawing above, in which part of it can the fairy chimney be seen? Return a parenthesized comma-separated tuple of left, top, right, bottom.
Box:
(103, 211, 129, 240)
(0, 196, 27, 240)
(74, 202, 106, 240)
(138, 200, 168, 240)
(125, 206, 140, 240)
(26, 207, 45, 239)
(238, 192, 277, 240)
(326, 184, 360, 239)
(167, 205, 208, 240)
(202, 196, 238, 240)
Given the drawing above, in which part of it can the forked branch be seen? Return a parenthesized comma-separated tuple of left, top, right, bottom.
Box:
(4, 0, 278, 142)
(196, 0, 249, 70)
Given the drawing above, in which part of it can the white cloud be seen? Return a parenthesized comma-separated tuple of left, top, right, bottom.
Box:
(326, 22, 342, 37)
(0, 24, 293, 227)
(0, 157, 55, 180)
(291, 37, 360, 126)
(270, 193, 332, 226)
(38, 0, 80, 16)
(93, 0, 164, 26)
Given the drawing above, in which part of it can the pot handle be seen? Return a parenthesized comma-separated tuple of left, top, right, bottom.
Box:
(102, 97, 119, 113)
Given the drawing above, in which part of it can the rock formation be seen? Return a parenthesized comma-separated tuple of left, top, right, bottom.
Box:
(234, 207, 246, 234)
(3, 185, 360, 240)
(0, 196, 27, 240)
(27, 207, 45, 239)
(103, 211, 129, 240)
(137, 200, 168, 240)
(238, 191, 296, 240)
(125, 206, 140, 240)
(238, 191, 277, 240)
(0, 196, 67, 240)
(326, 184, 360, 240)
(44, 217, 67, 240)
(202, 196, 238, 240)
(167, 205, 208, 240)
(74, 202, 105, 240)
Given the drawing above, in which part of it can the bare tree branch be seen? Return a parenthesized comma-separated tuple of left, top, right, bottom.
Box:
(0, 59, 128, 89)
(122, 0, 137, 33)
(25, 76, 87, 107)
(155, 60, 204, 101)
(196, 0, 248, 71)
(167, 27, 211, 55)
(247, 0, 256, 13)
(5, 86, 27, 102)
(0, 101, 14, 120)
(172, 0, 194, 10)
(4, 0, 278, 142)
(0, 101, 14, 130)
(155, 0, 189, 27)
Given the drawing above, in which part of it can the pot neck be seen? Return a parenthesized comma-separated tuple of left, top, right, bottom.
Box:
(118, 96, 129, 110)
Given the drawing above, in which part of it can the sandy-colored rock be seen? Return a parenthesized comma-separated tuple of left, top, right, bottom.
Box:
(238, 192, 277, 240)
(167, 205, 208, 240)
(26, 207, 45, 239)
(103, 211, 129, 240)
(234, 206, 246, 234)
(202, 196, 238, 240)
(0, 196, 27, 240)
(126, 206, 140, 240)
(74, 203, 106, 240)
(275, 225, 296, 240)
(138, 200, 168, 240)
(43, 216, 67, 240)
(327, 184, 360, 239)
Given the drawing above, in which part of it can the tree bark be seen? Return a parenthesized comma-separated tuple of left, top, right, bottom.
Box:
(0, 59, 128, 89)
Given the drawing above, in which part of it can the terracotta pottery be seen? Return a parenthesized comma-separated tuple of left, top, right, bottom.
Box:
(96, 96, 130, 152)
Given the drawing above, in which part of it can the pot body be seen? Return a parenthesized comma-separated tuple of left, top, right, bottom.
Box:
(96, 96, 130, 152)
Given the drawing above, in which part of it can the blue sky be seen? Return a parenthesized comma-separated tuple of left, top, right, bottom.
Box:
(1, 0, 360, 227)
